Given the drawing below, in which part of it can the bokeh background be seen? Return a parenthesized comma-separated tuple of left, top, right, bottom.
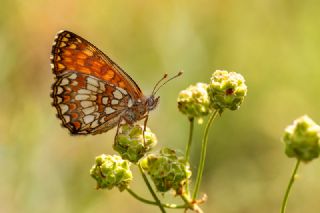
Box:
(1, 0, 320, 212)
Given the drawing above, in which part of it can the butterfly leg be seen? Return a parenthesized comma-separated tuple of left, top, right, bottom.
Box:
(142, 114, 149, 146)
(114, 116, 124, 144)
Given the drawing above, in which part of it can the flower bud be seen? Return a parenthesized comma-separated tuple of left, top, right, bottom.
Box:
(114, 124, 157, 163)
(208, 70, 247, 112)
(90, 154, 132, 191)
(140, 148, 191, 193)
(177, 83, 211, 118)
(283, 115, 320, 162)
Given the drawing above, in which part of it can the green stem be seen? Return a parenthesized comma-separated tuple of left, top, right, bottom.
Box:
(280, 159, 301, 213)
(180, 194, 192, 210)
(185, 117, 195, 162)
(139, 164, 166, 213)
(126, 188, 186, 209)
(185, 117, 194, 196)
(192, 110, 219, 200)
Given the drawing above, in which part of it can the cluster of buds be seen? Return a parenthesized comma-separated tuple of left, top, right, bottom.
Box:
(113, 124, 157, 163)
(283, 115, 320, 162)
(177, 70, 247, 118)
(177, 83, 210, 118)
(90, 154, 132, 191)
(140, 148, 192, 193)
(91, 124, 157, 190)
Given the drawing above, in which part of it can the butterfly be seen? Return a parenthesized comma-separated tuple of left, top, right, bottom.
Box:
(51, 30, 181, 135)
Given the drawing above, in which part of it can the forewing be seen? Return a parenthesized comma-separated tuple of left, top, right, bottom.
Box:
(52, 71, 132, 135)
(51, 30, 143, 99)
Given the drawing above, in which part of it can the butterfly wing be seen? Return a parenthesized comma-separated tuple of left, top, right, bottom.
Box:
(51, 30, 142, 135)
(51, 30, 143, 99)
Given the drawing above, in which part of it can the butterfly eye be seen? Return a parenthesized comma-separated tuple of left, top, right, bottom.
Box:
(147, 98, 154, 106)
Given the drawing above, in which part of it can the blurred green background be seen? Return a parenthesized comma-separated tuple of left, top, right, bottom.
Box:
(1, 0, 320, 212)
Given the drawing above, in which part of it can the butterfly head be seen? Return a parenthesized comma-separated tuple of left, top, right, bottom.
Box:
(146, 95, 160, 111)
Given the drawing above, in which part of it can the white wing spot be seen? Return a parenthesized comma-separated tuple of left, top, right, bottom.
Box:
(57, 96, 62, 103)
(91, 119, 99, 128)
(60, 78, 69, 86)
(87, 84, 98, 92)
(75, 94, 89, 100)
(128, 99, 133, 107)
(89, 95, 97, 101)
(87, 77, 99, 87)
(113, 90, 123, 99)
(105, 107, 116, 114)
(60, 104, 69, 114)
(78, 89, 91, 94)
(99, 82, 106, 91)
(117, 87, 128, 95)
(81, 101, 93, 108)
(83, 115, 95, 124)
(57, 87, 63, 94)
(111, 100, 119, 105)
(102, 97, 109, 105)
(83, 106, 96, 115)
(63, 115, 70, 123)
(71, 81, 78, 86)
(68, 73, 77, 79)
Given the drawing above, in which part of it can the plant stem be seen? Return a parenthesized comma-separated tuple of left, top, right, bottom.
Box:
(138, 164, 166, 213)
(126, 188, 186, 209)
(192, 110, 219, 200)
(185, 117, 194, 196)
(280, 159, 301, 213)
(180, 194, 203, 213)
(185, 117, 195, 162)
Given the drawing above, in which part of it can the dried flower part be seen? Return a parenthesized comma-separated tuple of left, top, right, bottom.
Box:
(113, 124, 157, 163)
(90, 154, 132, 191)
(283, 115, 320, 162)
(140, 148, 192, 193)
(208, 70, 247, 112)
(177, 83, 211, 118)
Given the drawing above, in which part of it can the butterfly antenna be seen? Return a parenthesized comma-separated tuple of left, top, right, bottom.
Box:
(153, 71, 183, 95)
(151, 73, 168, 95)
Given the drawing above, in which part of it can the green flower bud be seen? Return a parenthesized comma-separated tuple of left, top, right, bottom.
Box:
(113, 124, 157, 163)
(283, 115, 320, 162)
(90, 154, 132, 191)
(140, 148, 191, 193)
(208, 70, 247, 112)
(177, 83, 211, 118)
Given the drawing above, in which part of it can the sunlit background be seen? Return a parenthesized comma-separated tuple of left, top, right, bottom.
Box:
(1, 1, 320, 212)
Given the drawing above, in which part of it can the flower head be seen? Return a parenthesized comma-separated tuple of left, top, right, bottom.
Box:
(140, 148, 191, 193)
(208, 70, 247, 113)
(283, 115, 320, 162)
(90, 154, 132, 191)
(177, 83, 211, 118)
(114, 124, 157, 163)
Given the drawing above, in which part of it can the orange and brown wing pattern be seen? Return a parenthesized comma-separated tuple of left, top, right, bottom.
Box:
(51, 71, 133, 135)
(51, 30, 143, 99)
